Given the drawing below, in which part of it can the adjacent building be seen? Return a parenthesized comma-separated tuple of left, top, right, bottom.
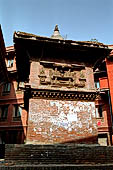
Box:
(94, 45, 113, 145)
(0, 25, 8, 144)
(0, 45, 27, 144)
(0, 25, 8, 84)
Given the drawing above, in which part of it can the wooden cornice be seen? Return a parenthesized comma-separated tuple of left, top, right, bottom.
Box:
(30, 89, 97, 101)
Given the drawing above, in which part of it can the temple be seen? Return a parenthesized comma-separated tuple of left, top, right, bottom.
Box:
(13, 25, 111, 144)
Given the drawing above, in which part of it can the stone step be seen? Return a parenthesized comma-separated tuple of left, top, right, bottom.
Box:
(5, 144, 113, 165)
(1, 164, 113, 170)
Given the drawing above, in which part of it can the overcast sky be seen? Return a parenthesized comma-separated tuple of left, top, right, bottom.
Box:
(0, 0, 113, 46)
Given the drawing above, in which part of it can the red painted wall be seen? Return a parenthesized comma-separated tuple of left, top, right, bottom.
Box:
(99, 77, 109, 89)
(106, 58, 113, 113)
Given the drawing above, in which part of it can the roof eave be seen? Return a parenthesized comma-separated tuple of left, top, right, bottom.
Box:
(14, 31, 110, 50)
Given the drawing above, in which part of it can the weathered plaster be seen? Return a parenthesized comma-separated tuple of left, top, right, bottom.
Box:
(27, 99, 97, 144)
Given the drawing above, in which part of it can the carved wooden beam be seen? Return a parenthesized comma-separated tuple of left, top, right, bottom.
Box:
(31, 90, 97, 101)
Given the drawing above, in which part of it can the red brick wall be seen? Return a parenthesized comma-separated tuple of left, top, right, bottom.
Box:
(26, 99, 98, 144)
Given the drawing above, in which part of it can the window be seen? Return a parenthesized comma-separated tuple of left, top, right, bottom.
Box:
(96, 105, 103, 118)
(98, 133, 108, 146)
(98, 105, 103, 117)
(3, 83, 11, 94)
(13, 105, 22, 121)
(95, 81, 100, 89)
(7, 59, 14, 67)
(0, 105, 8, 121)
(16, 82, 24, 91)
(0, 132, 6, 144)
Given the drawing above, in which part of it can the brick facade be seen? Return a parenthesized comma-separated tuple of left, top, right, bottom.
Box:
(26, 54, 98, 144)
(27, 99, 97, 144)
